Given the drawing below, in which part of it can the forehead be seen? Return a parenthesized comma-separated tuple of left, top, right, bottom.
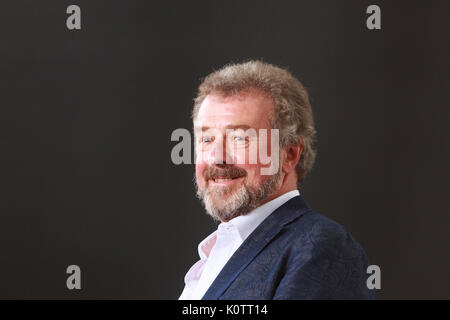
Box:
(195, 91, 274, 129)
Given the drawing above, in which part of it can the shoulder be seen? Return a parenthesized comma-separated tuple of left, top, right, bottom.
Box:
(284, 210, 368, 262)
(268, 199, 375, 299)
(272, 211, 375, 299)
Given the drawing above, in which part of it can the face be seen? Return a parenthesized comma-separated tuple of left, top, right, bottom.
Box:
(194, 91, 284, 222)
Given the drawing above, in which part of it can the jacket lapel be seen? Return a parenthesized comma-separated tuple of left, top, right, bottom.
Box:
(202, 195, 312, 300)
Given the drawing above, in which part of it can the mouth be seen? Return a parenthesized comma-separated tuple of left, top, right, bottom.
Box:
(209, 176, 244, 185)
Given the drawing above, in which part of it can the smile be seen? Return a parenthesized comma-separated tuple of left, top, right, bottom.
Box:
(210, 176, 244, 184)
(214, 178, 233, 182)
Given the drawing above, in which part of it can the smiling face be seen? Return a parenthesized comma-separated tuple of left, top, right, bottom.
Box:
(194, 90, 285, 222)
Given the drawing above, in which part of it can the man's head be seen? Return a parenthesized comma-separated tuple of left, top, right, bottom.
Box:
(193, 60, 316, 222)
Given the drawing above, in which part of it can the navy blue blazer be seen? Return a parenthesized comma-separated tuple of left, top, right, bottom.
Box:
(202, 195, 376, 300)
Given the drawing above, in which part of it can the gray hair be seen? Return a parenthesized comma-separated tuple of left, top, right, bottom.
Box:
(192, 60, 317, 182)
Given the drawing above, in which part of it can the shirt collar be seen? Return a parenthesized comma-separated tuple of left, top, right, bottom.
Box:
(197, 231, 217, 260)
(197, 189, 300, 259)
(229, 189, 300, 241)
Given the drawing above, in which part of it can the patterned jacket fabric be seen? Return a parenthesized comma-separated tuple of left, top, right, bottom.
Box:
(202, 195, 376, 300)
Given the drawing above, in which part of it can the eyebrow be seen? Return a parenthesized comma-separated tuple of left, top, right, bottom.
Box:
(195, 124, 253, 132)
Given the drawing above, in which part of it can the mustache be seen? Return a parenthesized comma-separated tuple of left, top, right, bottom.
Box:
(203, 165, 247, 180)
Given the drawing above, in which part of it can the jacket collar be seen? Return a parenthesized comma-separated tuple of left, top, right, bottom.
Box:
(202, 194, 312, 300)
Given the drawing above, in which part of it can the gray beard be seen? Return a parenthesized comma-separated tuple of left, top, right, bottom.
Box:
(195, 172, 282, 222)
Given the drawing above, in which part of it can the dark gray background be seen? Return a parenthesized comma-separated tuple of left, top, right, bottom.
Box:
(0, 0, 448, 299)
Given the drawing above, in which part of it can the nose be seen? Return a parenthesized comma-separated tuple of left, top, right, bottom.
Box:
(209, 135, 233, 165)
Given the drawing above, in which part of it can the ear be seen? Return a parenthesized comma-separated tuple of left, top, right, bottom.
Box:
(281, 137, 304, 175)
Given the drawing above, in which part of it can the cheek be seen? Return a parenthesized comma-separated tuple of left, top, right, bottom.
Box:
(233, 151, 246, 165)
(195, 163, 207, 183)
(242, 165, 264, 184)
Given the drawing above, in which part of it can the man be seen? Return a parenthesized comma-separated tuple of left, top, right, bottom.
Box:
(179, 60, 375, 300)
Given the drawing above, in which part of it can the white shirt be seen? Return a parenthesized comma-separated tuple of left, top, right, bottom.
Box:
(178, 190, 300, 300)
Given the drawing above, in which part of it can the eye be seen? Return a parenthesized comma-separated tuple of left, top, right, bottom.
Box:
(231, 135, 249, 145)
(201, 136, 213, 143)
